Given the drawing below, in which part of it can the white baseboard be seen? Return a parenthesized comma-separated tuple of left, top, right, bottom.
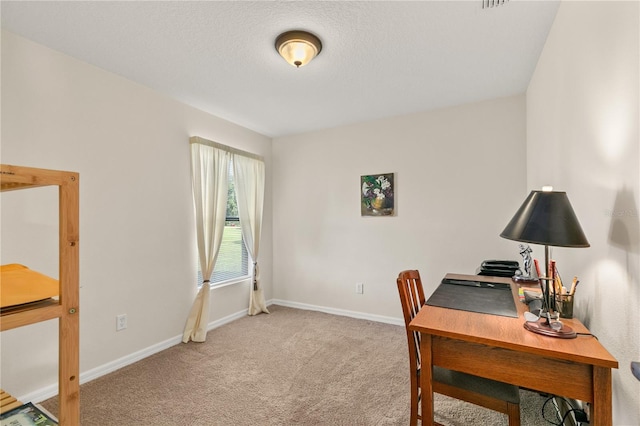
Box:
(25, 302, 401, 403)
(269, 299, 404, 327)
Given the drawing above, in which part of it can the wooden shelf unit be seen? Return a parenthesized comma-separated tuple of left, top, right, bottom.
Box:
(0, 164, 80, 425)
(0, 389, 23, 415)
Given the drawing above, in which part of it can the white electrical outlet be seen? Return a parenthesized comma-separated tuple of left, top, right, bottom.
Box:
(355, 282, 364, 294)
(116, 314, 127, 331)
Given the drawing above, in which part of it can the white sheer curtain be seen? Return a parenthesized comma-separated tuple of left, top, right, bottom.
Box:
(233, 153, 269, 316)
(182, 141, 229, 343)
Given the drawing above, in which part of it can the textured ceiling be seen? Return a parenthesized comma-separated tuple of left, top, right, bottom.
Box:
(1, 1, 560, 138)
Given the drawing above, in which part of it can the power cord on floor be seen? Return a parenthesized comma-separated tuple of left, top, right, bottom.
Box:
(542, 395, 588, 425)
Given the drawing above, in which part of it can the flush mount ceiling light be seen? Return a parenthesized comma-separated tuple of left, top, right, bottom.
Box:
(275, 30, 322, 68)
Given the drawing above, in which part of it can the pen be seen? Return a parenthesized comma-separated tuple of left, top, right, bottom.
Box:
(554, 265, 565, 294)
(570, 280, 580, 296)
(569, 276, 577, 295)
(534, 259, 542, 278)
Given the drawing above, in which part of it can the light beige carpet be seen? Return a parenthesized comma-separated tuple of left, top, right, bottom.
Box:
(43, 305, 549, 425)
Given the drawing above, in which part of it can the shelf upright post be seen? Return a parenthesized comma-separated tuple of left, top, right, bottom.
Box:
(58, 170, 80, 426)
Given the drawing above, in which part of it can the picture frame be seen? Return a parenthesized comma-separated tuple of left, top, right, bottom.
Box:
(361, 173, 394, 216)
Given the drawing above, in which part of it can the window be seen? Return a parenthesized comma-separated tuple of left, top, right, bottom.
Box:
(197, 160, 249, 286)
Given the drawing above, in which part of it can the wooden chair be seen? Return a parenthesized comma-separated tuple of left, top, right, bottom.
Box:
(396, 270, 521, 426)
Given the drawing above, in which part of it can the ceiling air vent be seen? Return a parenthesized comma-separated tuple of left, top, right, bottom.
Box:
(483, 0, 508, 8)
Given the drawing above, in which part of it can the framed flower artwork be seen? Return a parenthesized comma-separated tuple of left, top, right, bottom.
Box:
(361, 173, 395, 216)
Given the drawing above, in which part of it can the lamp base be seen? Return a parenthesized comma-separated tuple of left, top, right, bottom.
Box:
(523, 318, 577, 339)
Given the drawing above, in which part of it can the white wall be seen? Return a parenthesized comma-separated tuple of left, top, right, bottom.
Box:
(0, 31, 273, 399)
(527, 2, 640, 424)
(272, 95, 527, 319)
(7, 4, 635, 420)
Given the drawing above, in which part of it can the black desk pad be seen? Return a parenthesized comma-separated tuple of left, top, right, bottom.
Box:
(425, 278, 518, 318)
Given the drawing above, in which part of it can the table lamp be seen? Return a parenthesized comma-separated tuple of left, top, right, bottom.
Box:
(500, 189, 589, 338)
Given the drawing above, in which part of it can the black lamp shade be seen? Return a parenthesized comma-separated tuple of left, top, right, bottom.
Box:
(500, 191, 590, 248)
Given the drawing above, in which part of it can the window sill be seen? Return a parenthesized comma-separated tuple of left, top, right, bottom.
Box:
(204, 276, 251, 290)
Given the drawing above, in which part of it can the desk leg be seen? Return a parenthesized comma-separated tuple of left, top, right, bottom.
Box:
(420, 333, 435, 425)
(591, 366, 612, 426)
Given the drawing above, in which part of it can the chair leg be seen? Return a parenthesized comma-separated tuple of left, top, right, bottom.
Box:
(507, 401, 521, 426)
(410, 388, 419, 426)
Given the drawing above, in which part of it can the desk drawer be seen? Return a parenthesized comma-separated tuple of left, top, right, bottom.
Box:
(431, 336, 594, 402)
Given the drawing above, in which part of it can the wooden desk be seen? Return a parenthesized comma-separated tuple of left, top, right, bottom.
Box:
(409, 273, 618, 425)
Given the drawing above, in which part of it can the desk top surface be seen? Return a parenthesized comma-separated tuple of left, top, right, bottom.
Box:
(409, 273, 618, 369)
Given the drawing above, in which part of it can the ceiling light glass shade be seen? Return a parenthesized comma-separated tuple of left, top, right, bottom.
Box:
(500, 190, 590, 248)
(275, 31, 322, 68)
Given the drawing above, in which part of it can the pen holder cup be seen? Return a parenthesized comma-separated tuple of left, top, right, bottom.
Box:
(555, 294, 574, 319)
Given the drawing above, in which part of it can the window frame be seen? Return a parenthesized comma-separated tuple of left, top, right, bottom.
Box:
(211, 216, 250, 288)
(196, 160, 251, 289)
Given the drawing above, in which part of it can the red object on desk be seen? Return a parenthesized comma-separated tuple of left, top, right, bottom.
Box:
(534, 258, 542, 278)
